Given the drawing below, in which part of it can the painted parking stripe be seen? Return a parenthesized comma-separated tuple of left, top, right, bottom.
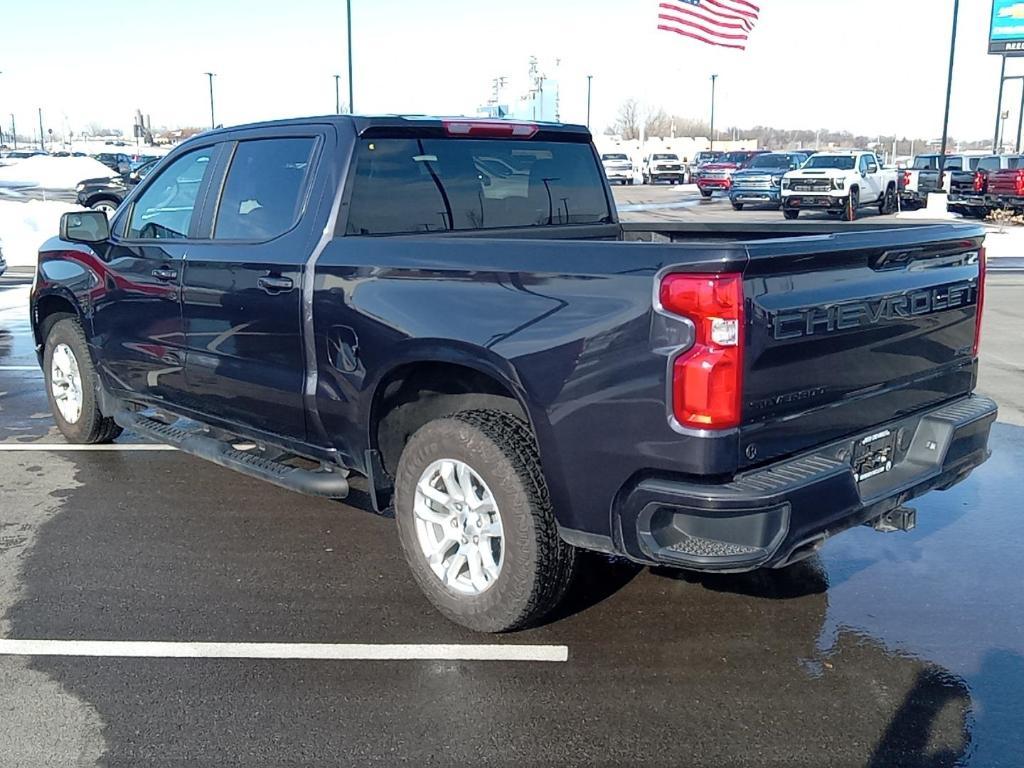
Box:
(0, 365, 40, 371)
(0, 639, 569, 662)
(0, 443, 175, 451)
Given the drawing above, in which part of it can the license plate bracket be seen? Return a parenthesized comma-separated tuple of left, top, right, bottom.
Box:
(853, 429, 896, 483)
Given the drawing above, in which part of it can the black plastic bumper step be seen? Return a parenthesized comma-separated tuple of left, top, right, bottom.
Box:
(115, 410, 349, 499)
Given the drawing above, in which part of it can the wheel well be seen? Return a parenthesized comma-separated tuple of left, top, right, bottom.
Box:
(34, 295, 79, 347)
(372, 361, 528, 476)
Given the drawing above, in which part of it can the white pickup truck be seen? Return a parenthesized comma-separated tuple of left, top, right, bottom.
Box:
(781, 151, 898, 220)
(601, 152, 636, 185)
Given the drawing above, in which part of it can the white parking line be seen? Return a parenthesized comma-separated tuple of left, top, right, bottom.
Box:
(0, 639, 569, 662)
(0, 365, 40, 371)
(0, 443, 175, 451)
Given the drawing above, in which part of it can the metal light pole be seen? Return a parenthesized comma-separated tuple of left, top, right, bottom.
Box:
(586, 75, 592, 129)
(37, 107, 44, 151)
(334, 74, 341, 114)
(937, 0, 958, 178)
(994, 55, 1007, 151)
(709, 74, 718, 151)
(10, 114, 16, 150)
(204, 72, 216, 129)
(346, 0, 354, 113)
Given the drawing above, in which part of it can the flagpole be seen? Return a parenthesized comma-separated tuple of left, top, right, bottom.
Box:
(709, 74, 718, 151)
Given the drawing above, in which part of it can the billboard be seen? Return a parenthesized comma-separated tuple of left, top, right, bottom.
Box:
(991, 0, 1024, 55)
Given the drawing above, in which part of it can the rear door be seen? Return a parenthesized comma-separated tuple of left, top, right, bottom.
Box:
(739, 226, 983, 468)
(92, 143, 218, 402)
(180, 128, 326, 442)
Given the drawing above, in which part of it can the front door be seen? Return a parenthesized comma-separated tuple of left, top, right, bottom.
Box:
(92, 144, 218, 402)
(181, 132, 322, 442)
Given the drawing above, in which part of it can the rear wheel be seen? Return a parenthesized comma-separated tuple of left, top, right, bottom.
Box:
(879, 184, 897, 215)
(846, 188, 859, 221)
(700, 188, 713, 198)
(783, 209, 799, 220)
(394, 410, 576, 632)
(731, 201, 744, 211)
(627, 178, 634, 186)
(43, 318, 122, 444)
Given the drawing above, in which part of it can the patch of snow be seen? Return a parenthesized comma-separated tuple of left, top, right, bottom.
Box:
(0, 156, 115, 191)
(0, 199, 86, 267)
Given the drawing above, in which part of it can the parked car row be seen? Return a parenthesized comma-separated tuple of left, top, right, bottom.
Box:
(946, 154, 1024, 217)
(76, 157, 160, 212)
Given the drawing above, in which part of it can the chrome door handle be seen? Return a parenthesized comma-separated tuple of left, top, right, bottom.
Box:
(151, 267, 178, 281)
(257, 275, 294, 293)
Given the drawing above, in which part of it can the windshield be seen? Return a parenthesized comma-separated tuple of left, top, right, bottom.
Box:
(912, 155, 941, 170)
(723, 152, 752, 163)
(696, 152, 722, 163)
(803, 155, 856, 170)
(652, 154, 678, 161)
(345, 138, 612, 234)
(749, 154, 793, 169)
(602, 153, 628, 161)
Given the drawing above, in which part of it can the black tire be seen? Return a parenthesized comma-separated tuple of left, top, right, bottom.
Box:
(846, 188, 859, 221)
(826, 210, 842, 217)
(783, 209, 799, 220)
(627, 179, 634, 186)
(731, 201, 744, 211)
(43, 318, 122, 444)
(700, 188, 713, 198)
(879, 184, 897, 215)
(394, 410, 576, 632)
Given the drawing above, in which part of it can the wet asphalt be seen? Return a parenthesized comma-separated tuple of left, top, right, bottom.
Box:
(0, 266, 1022, 767)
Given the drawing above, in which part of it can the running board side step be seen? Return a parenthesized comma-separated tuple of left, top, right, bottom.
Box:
(114, 410, 349, 499)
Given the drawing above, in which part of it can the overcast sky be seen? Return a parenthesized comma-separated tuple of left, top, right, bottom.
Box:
(0, 0, 1016, 142)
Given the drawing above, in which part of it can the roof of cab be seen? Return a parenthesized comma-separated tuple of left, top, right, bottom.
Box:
(193, 114, 591, 139)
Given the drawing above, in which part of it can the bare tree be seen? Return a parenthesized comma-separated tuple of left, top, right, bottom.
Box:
(607, 99, 641, 141)
(644, 108, 672, 138)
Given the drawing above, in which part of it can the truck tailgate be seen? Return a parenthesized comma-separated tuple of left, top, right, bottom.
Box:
(739, 225, 984, 469)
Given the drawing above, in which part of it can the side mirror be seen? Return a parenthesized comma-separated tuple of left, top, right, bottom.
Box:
(60, 210, 111, 244)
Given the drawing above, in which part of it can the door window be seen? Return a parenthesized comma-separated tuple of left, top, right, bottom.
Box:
(213, 138, 316, 241)
(126, 147, 215, 239)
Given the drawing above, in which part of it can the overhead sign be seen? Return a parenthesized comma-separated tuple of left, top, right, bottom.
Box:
(991, 0, 1024, 55)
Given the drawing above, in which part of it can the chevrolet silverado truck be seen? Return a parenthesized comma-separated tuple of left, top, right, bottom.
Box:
(31, 116, 996, 633)
(728, 152, 807, 210)
(695, 150, 766, 198)
(948, 155, 1022, 218)
(642, 153, 685, 184)
(899, 154, 982, 209)
(601, 152, 635, 185)
(782, 150, 898, 220)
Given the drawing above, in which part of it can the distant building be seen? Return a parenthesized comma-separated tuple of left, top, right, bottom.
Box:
(478, 57, 560, 123)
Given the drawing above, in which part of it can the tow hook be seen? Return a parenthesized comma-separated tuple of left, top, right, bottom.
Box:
(871, 506, 917, 533)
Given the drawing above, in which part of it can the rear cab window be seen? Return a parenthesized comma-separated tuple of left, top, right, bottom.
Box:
(214, 137, 316, 241)
(344, 138, 612, 235)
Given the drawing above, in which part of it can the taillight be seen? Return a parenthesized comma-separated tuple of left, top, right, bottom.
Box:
(974, 248, 986, 357)
(1015, 169, 1024, 196)
(659, 273, 744, 430)
(443, 120, 538, 139)
(973, 171, 985, 193)
(901, 170, 911, 188)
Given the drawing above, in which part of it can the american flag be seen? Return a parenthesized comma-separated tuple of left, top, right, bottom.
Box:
(657, 0, 761, 51)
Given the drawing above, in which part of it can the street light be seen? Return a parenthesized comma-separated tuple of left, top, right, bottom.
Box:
(586, 75, 592, 129)
(346, 0, 354, 113)
(937, 0, 958, 177)
(334, 74, 341, 114)
(203, 72, 216, 129)
(709, 74, 718, 151)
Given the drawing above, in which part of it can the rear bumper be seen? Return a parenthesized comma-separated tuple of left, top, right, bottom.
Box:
(612, 395, 997, 572)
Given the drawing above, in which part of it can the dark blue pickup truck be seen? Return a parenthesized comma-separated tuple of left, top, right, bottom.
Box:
(30, 115, 996, 632)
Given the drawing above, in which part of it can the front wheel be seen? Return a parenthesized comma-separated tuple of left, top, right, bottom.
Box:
(731, 201, 744, 211)
(90, 198, 120, 214)
(394, 410, 576, 632)
(783, 209, 800, 220)
(43, 318, 122, 444)
(700, 188, 713, 198)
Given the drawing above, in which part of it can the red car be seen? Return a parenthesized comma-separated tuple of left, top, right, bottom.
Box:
(695, 150, 768, 198)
